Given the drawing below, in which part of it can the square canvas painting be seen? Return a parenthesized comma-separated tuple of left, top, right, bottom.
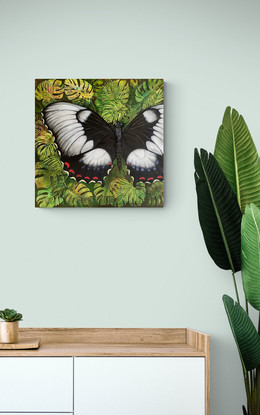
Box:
(35, 79, 164, 207)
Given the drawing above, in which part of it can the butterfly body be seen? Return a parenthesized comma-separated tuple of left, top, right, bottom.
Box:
(115, 121, 123, 169)
(42, 102, 164, 183)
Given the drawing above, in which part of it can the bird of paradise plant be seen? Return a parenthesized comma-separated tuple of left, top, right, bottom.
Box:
(194, 107, 260, 415)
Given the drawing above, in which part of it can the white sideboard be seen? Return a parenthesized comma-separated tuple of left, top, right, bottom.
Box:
(0, 328, 210, 415)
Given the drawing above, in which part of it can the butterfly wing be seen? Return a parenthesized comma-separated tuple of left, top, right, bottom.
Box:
(42, 102, 116, 181)
(122, 105, 164, 182)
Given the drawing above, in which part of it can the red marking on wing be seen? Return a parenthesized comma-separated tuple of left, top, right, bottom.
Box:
(76, 175, 82, 178)
(108, 162, 112, 166)
(147, 177, 154, 181)
(84, 176, 90, 180)
(93, 176, 98, 180)
(69, 169, 75, 174)
(157, 175, 163, 179)
(64, 162, 70, 168)
(139, 177, 145, 180)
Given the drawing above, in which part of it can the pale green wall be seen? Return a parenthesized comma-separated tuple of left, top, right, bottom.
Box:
(1, 0, 260, 413)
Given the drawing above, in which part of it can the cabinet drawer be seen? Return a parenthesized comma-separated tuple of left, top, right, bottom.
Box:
(0, 357, 73, 412)
(74, 357, 205, 415)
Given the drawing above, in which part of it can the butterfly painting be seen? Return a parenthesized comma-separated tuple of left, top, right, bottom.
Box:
(35, 79, 164, 207)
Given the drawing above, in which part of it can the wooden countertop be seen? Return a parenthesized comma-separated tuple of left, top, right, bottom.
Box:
(0, 342, 207, 357)
(0, 328, 210, 357)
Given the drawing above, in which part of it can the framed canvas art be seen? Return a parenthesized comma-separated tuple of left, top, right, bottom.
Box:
(35, 79, 164, 207)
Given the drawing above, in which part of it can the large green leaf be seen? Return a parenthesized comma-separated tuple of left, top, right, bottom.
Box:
(242, 204, 260, 310)
(36, 188, 63, 208)
(223, 295, 260, 372)
(135, 79, 163, 109)
(214, 107, 260, 213)
(144, 181, 164, 207)
(194, 148, 242, 272)
(35, 79, 64, 106)
(64, 180, 94, 207)
(95, 80, 129, 123)
(115, 179, 146, 207)
(35, 131, 57, 160)
(64, 79, 93, 105)
(35, 156, 65, 190)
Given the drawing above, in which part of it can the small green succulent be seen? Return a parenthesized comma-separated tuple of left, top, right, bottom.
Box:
(0, 308, 23, 322)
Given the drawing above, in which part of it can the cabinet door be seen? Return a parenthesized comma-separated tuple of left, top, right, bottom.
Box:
(74, 357, 205, 415)
(0, 357, 73, 412)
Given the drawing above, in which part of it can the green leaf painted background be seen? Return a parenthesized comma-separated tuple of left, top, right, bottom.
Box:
(35, 79, 164, 208)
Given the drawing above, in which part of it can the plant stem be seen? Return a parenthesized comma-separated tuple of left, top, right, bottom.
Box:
(232, 271, 240, 304)
(256, 367, 260, 415)
(245, 371, 253, 415)
(250, 370, 254, 404)
(256, 312, 260, 415)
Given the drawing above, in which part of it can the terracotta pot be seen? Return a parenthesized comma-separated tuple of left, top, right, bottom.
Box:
(0, 321, 19, 343)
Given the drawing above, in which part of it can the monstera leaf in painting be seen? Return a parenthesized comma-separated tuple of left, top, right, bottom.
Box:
(64, 79, 93, 105)
(115, 179, 146, 207)
(35, 79, 64, 106)
(35, 131, 57, 160)
(135, 79, 164, 110)
(144, 181, 164, 207)
(36, 188, 63, 208)
(92, 161, 146, 207)
(35, 156, 66, 201)
(64, 180, 94, 207)
(95, 79, 130, 123)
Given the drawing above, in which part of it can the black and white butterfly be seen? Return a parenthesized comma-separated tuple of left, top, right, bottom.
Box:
(42, 102, 164, 183)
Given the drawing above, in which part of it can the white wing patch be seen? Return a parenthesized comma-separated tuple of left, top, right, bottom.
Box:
(146, 141, 162, 155)
(80, 148, 112, 167)
(43, 102, 91, 157)
(143, 109, 158, 123)
(126, 149, 157, 169)
(147, 104, 164, 156)
(77, 110, 92, 123)
(150, 135, 163, 154)
(127, 105, 164, 166)
(66, 135, 88, 157)
(81, 140, 94, 153)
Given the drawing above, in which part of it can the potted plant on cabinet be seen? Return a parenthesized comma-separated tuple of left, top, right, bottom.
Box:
(194, 107, 260, 415)
(0, 309, 23, 344)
